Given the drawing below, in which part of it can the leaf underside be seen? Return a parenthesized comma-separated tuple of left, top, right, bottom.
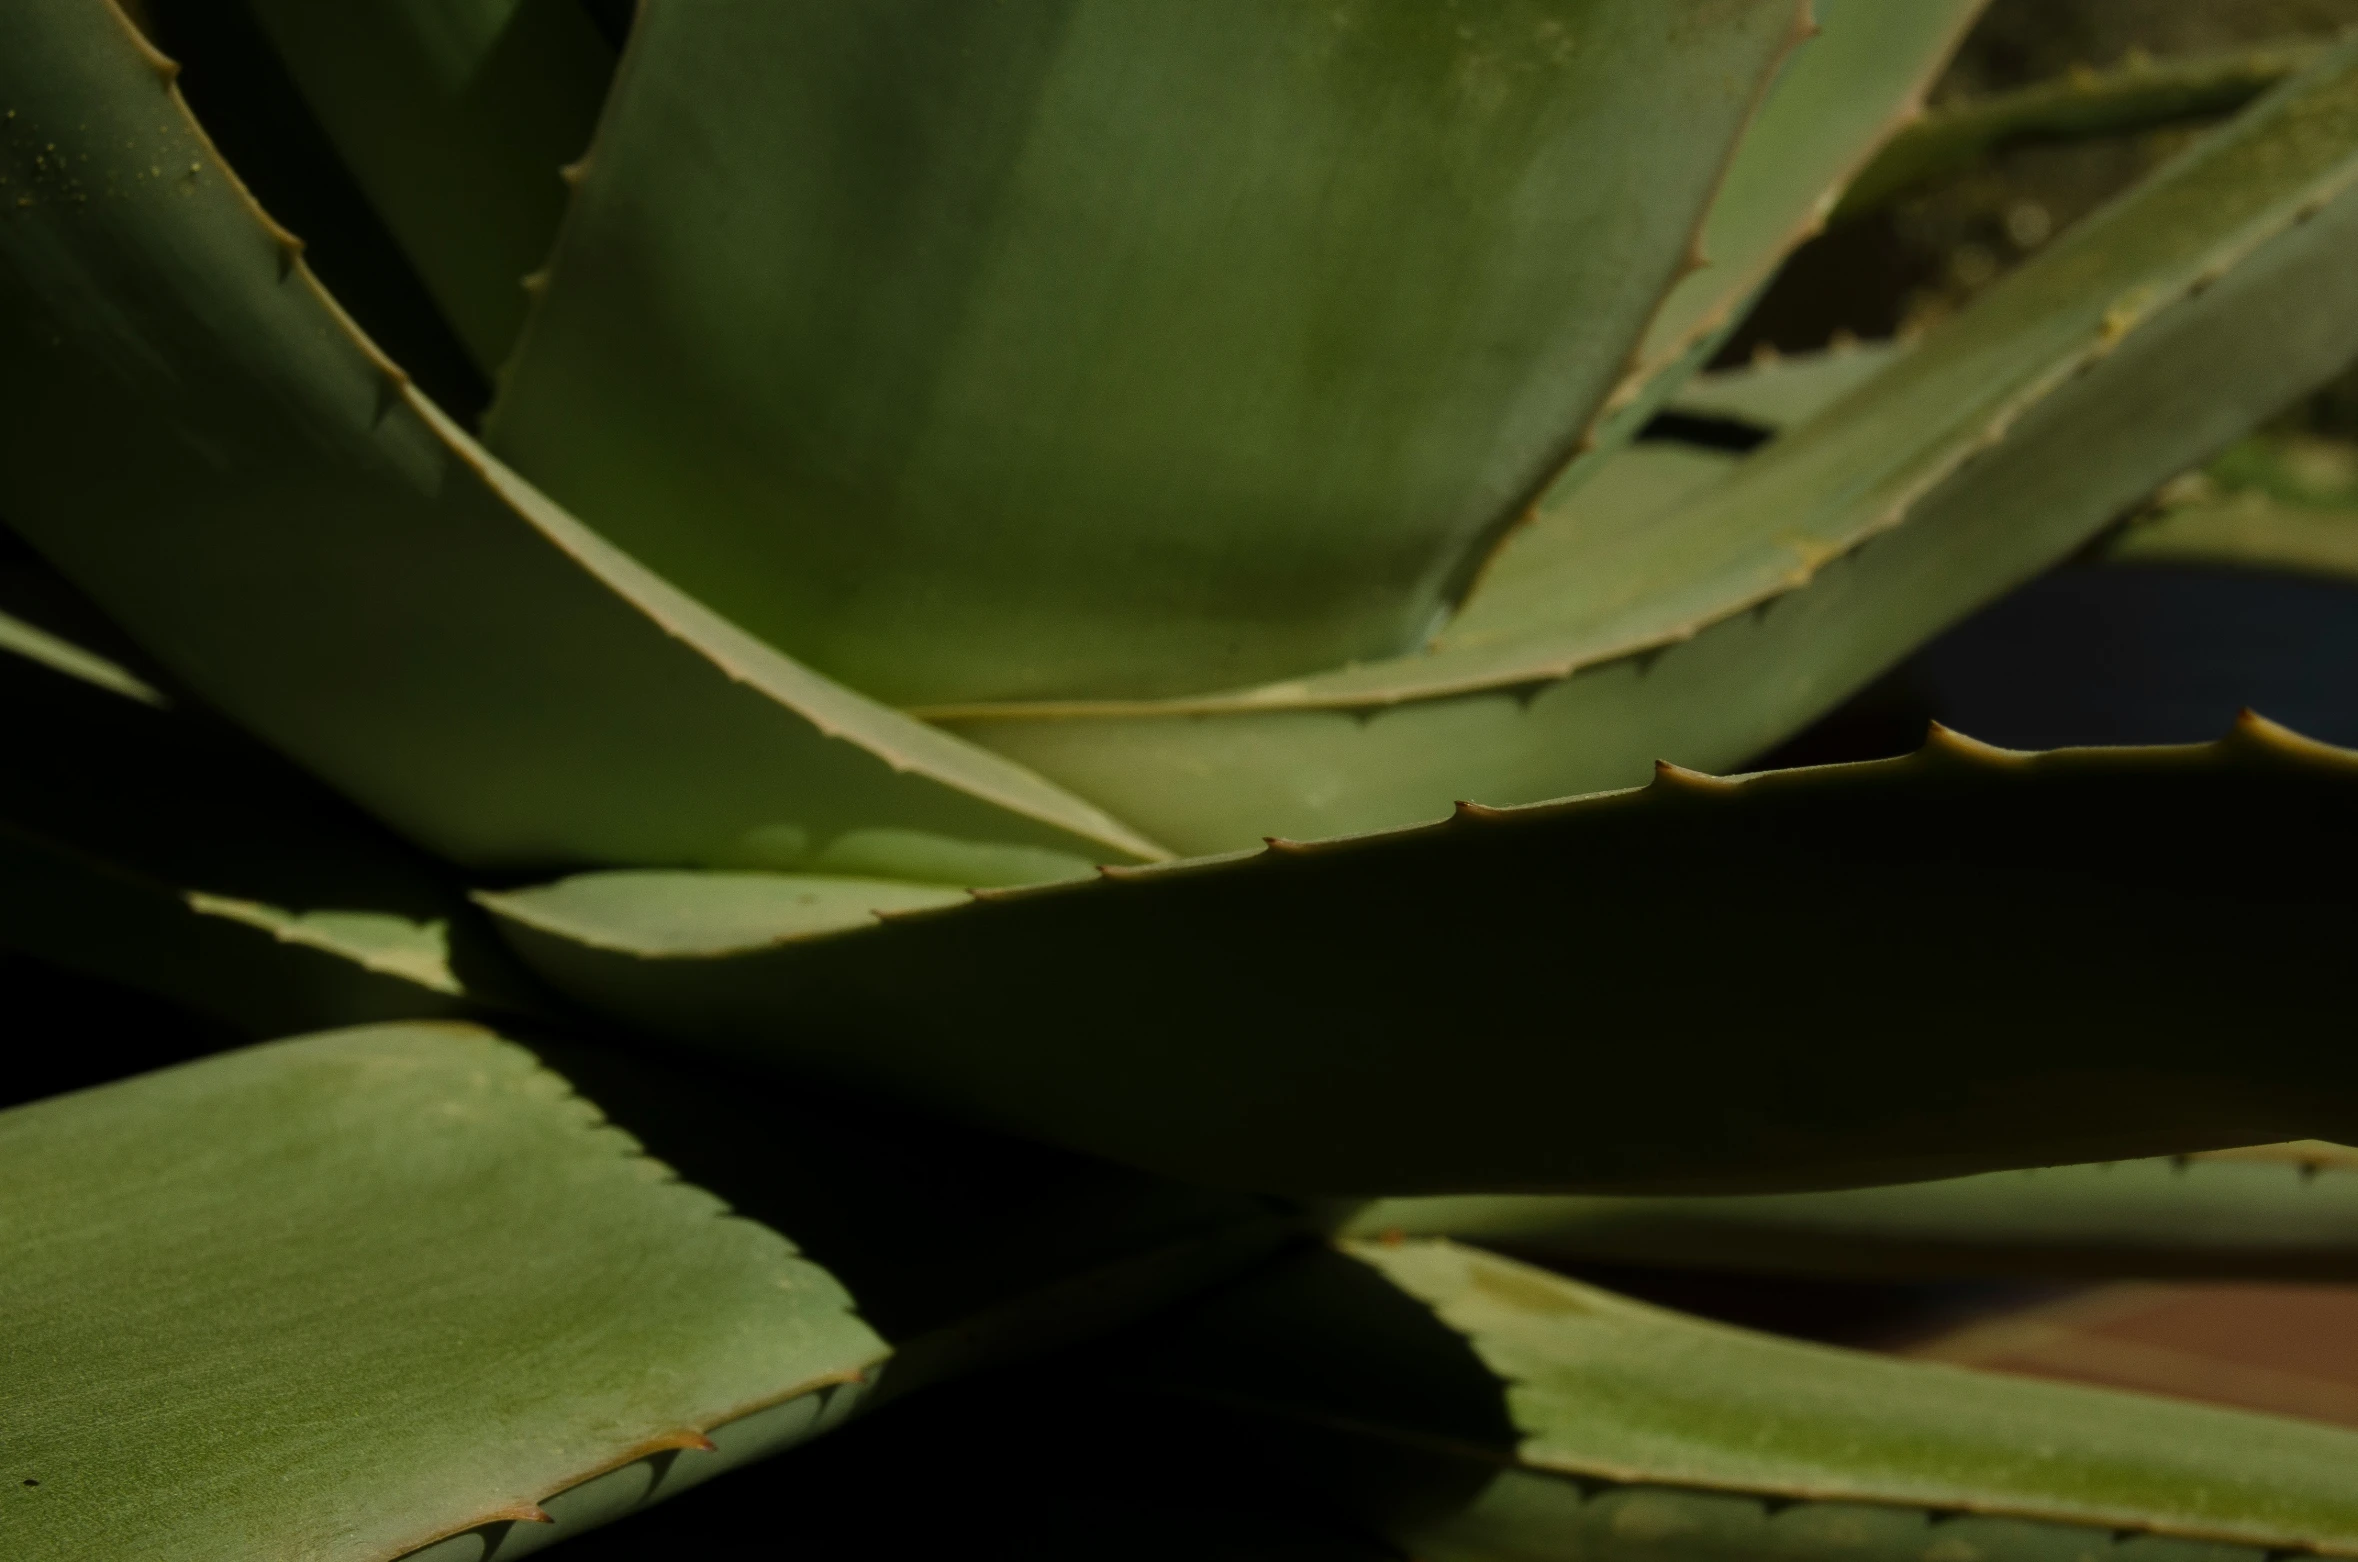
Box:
(932, 43, 2358, 854)
(0, 0, 1160, 877)
(484, 718, 2358, 1196)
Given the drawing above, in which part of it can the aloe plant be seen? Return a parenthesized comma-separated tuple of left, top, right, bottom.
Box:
(10, 2, 2358, 1557)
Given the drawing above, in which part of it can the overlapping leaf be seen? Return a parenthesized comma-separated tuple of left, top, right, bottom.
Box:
(239, 0, 616, 372)
(1137, 1240, 2358, 1560)
(932, 44, 2358, 853)
(488, 0, 1805, 706)
(0, 0, 1161, 880)
(0, 550, 530, 1033)
(483, 719, 2358, 1194)
(1352, 1143, 2358, 1279)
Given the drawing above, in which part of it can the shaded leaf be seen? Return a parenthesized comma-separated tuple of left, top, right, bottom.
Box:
(1139, 1239, 2358, 1559)
(932, 43, 2358, 853)
(0, 0, 1161, 876)
(242, 0, 617, 373)
(0, 552, 537, 1030)
(1349, 1144, 2358, 1279)
(0, 1016, 1293, 1558)
(487, 0, 1804, 705)
(486, 720, 2358, 1195)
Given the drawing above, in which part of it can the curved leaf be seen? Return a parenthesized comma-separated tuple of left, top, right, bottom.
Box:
(1349, 1145, 2358, 1279)
(1140, 1240, 2358, 1559)
(2107, 434, 2358, 582)
(0, 558, 534, 1030)
(0, 1023, 889, 1562)
(484, 720, 2358, 1195)
(487, 0, 1804, 705)
(1838, 37, 2325, 221)
(239, 0, 615, 374)
(0, 1013, 1291, 1559)
(0, 0, 1162, 876)
(932, 43, 2358, 853)
(1557, 0, 1976, 484)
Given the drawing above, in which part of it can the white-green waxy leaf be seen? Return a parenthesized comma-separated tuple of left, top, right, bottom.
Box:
(1555, 0, 1976, 489)
(1350, 1143, 2358, 1279)
(242, 0, 616, 372)
(0, 0, 1161, 878)
(487, 0, 1805, 706)
(0, 1023, 888, 1562)
(1144, 1240, 2358, 1560)
(930, 43, 2358, 854)
(483, 720, 2358, 1196)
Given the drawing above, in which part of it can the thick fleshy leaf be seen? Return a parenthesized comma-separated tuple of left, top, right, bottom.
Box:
(932, 44, 2358, 853)
(1349, 1143, 2358, 1279)
(487, 0, 1804, 705)
(2107, 433, 2358, 582)
(240, 0, 617, 372)
(1140, 1240, 2358, 1559)
(0, 553, 533, 1030)
(1663, 337, 1909, 431)
(484, 720, 2358, 1195)
(0, 1023, 889, 1562)
(1555, 0, 1976, 489)
(0, 1014, 1289, 1559)
(1837, 37, 2326, 221)
(0, 0, 1161, 877)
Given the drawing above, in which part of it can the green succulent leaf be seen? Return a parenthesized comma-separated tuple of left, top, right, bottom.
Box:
(1553, 0, 1976, 495)
(0, 1023, 889, 1562)
(0, 1012, 1291, 1559)
(240, 0, 617, 373)
(2106, 433, 2358, 582)
(0, 0, 1160, 877)
(1351, 1143, 2358, 1279)
(0, 557, 534, 1030)
(933, 41, 2358, 853)
(486, 0, 1806, 707)
(1837, 36, 2326, 221)
(1664, 338, 1910, 431)
(1144, 1240, 2358, 1560)
(483, 719, 2358, 1195)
